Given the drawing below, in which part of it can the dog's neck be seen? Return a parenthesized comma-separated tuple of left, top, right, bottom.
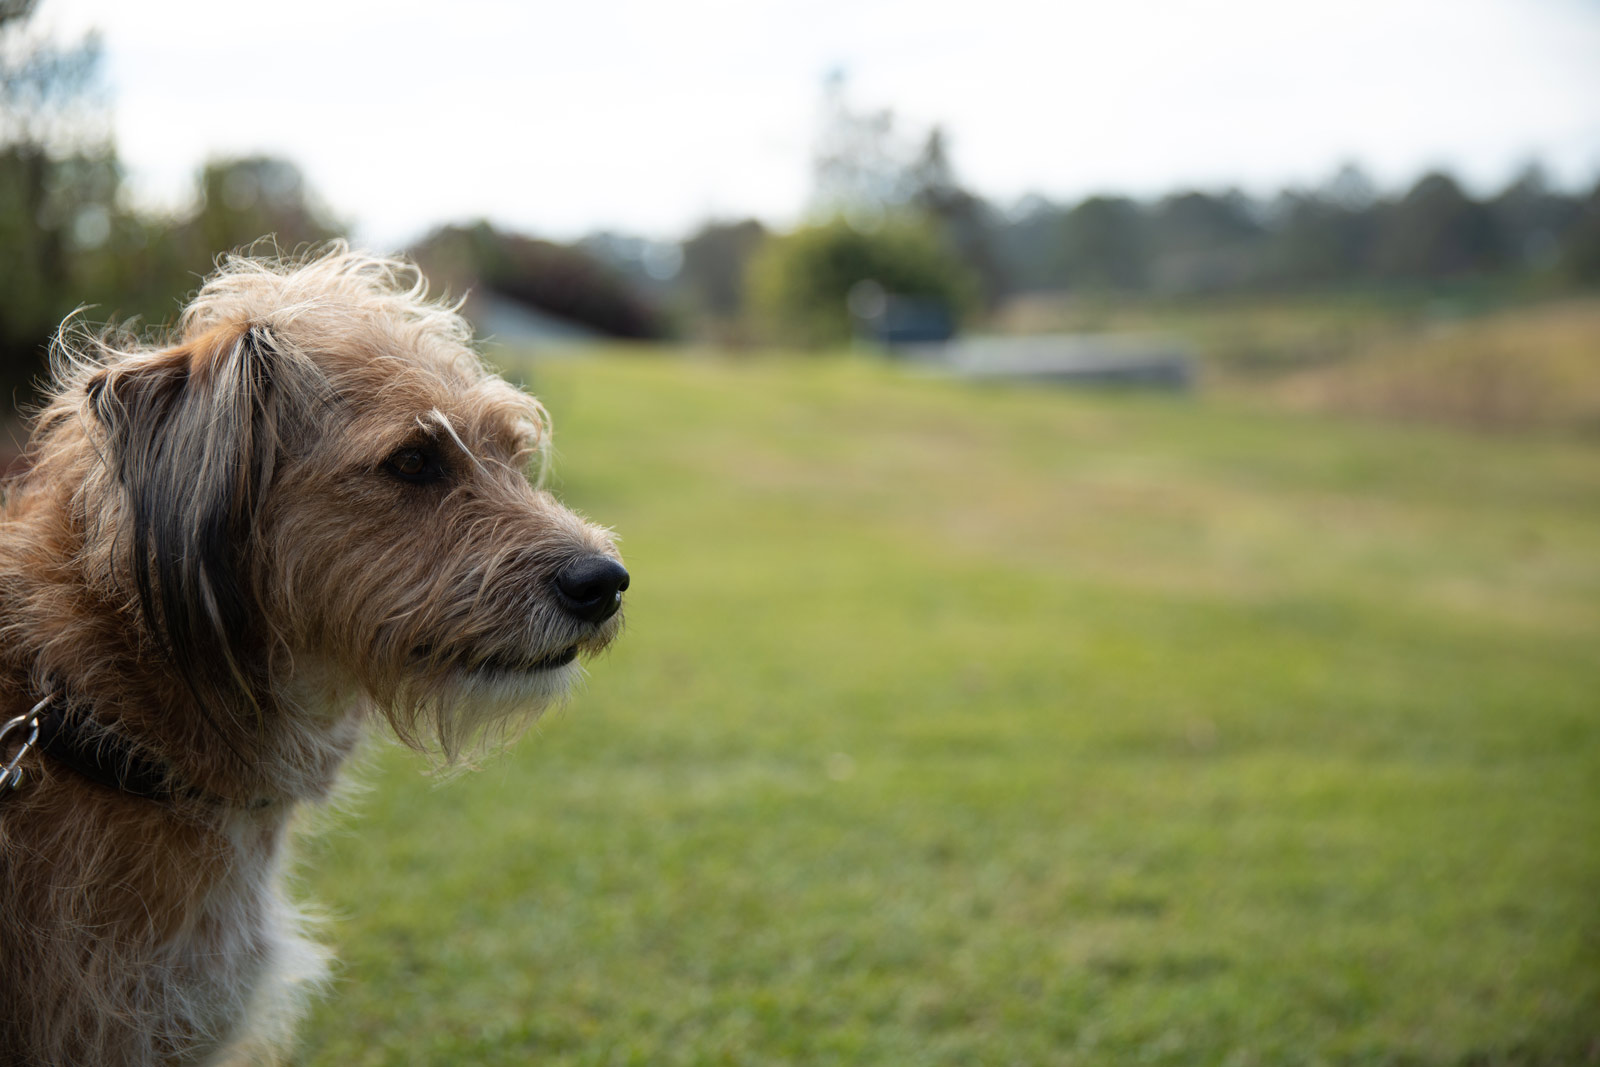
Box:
(17, 672, 365, 813)
(14, 514, 361, 809)
(28, 691, 196, 802)
(3, 600, 360, 814)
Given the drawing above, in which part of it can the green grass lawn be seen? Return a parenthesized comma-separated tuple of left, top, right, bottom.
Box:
(293, 352, 1600, 1066)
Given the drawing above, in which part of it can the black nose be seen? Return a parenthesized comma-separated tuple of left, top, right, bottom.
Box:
(554, 555, 630, 624)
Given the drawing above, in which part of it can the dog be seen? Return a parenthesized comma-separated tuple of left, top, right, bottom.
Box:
(0, 243, 627, 1065)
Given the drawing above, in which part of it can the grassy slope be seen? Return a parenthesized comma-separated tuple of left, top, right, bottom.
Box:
(294, 353, 1600, 1066)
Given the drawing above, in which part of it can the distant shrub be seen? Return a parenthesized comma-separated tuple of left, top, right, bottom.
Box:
(747, 217, 977, 348)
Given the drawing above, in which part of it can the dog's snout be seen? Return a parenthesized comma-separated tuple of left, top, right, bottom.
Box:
(554, 555, 629, 624)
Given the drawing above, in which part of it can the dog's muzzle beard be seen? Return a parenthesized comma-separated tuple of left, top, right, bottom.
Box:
(352, 551, 628, 757)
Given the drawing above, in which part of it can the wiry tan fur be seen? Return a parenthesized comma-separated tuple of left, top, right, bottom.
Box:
(0, 244, 625, 1065)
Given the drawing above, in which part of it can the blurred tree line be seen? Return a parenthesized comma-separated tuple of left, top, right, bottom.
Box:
(657, 83, 1600, 348)
(995, 162, 1599, 297)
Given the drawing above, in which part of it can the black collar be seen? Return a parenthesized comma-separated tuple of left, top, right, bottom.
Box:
(33, 694, 187, 802)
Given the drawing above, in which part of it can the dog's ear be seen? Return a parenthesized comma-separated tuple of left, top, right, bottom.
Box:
(86, 323, 303, 709)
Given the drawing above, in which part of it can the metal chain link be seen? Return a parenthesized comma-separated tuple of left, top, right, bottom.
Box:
(0, 695, 55, 793)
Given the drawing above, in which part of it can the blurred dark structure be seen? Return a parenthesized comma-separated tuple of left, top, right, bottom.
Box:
(409, 222, 669, 342)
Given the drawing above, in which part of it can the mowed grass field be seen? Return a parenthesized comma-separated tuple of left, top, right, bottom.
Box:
(294, 351, 1600, 1066)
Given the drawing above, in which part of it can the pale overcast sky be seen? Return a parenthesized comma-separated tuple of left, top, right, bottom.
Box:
(37, 0, 1600, 251)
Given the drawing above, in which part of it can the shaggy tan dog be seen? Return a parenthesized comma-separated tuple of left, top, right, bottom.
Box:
(0, 245, 628, 1065)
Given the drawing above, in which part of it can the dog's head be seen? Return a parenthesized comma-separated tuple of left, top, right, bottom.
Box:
(66, 244, 625, 757)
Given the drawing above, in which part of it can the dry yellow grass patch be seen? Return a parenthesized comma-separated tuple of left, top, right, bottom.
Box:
(1267, 298, 1600, 433)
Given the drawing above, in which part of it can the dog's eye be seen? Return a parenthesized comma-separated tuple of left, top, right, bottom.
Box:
(384, 447, 443, 484)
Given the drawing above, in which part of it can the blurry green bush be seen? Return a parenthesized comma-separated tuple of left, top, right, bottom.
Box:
(747, 216, 978, 348)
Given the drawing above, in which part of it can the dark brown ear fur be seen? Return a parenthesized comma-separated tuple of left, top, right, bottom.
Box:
(84, 323, 312, 711)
